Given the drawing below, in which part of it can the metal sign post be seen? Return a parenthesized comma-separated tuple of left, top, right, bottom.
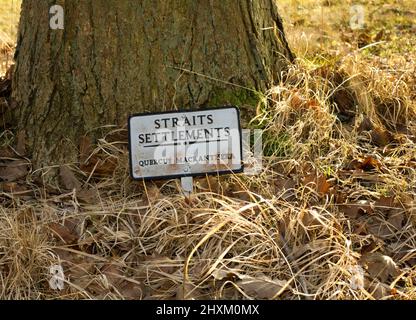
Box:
(181, 176, 193, 197)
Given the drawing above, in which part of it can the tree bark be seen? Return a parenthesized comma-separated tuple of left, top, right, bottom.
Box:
(12, 0, 293, 168)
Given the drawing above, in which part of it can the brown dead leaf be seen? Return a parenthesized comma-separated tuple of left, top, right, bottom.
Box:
(1, 182, 33, 196)
(0, 160, 30, 182)
(77, 188, 99, 203)
(196, 175, 220, 192)
(387, 212, 404, 229)
(117, 280, 144, 300)
(370, 127, 393, 147)
(353, 221, 368, 235)
(289, 92, 305, 109)
(101, 262, 124, 286)
(302, 174, 331, 195)
(358, 116, 374, 133)
(306, 98, 321, 110)
(300, 209, 323, 228)
(51, 248, 98, 292)
(366, 279, 391, 300)
(340, 205, 361, 219)
(289, 92, 321, 112)
(357, 32, 372, 48)
(237, 275, 287, 299)
(97, 157, 118, 175)
(339, 200, 374, 219)
(274, 176, 296, 191)
(273, 177, 297, 201)
(360, 239, 380, 255)
(387, 242, 416, 265)
(335, 191, 348, 204)
(360, 156, 382, 171)
(176, 283, 199, 300)
(351, 156, 382, 171)
(48, 222, 79, 244)
(367, 217, 395, 239)
(59, 165, 81, 190)
(211, 268, 242, 281)
(230, 190, 252, 202)
(374, 196, 396, 209)
(361, 253, 399, 283)
(81, 157, 118, 177)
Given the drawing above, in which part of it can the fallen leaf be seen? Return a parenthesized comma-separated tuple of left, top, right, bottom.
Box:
(289, 91, 305, 109)
(351, 156, 382, 171)
(77, 188, 99, 203)
(300, 209, 323, 228)
(366, 279, 391, 300)
(306, 98, 321, 110)
(357, 116, 374, 132)
(367, 217, 395, 239)
(274, 176, 296, 191)
(374, 196, 396, 209)
(374, 29, 385, 42)
(196, 176, 220, 192)
(1, 182, 33, 196)
(16, 207, 36, 224)
(237, 275, 287, 299)
(59, 165, 81, 190)
(117, 280, 144, 300)
(231, 190, 252, 202)
(360, 238, 380, 254)
(360, 253, 399, 283)
(211, 268, 241, 281)
(387, 212, 404, 230)
(357, 32, 372, 48)
(176, 283, 199, 300)
(302, 174, 331, 195)
(292, 239, 331, 259)
(48, 222, 79, 244)
(101, 262, 124, 287)
(335, 191, 348, 204)
(105, 129, 128, 143)
(339, 200, 374, 219)
(0, 160, 30, 182)
(370, 127, 393, 147)
(353, 221, 368, 235)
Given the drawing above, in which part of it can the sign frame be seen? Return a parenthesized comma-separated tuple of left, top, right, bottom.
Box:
(128, 106, 244, 181)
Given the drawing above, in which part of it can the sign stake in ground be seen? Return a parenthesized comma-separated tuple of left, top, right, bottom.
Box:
(181, 176, 193, 197)
(128, 106, 243, 195)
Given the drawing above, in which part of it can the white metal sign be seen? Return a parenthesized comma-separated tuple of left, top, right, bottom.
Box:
(128, 106, 243, 180)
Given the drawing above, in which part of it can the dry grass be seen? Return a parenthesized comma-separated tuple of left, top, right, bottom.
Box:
(0, 0, 20, 77)
(1, 0, 416, 300)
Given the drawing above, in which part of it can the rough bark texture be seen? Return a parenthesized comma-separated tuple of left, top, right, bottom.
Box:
(12, 0, 293, 168)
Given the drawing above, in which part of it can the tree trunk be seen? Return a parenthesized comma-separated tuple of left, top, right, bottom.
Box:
(12, 0, 293, 168)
